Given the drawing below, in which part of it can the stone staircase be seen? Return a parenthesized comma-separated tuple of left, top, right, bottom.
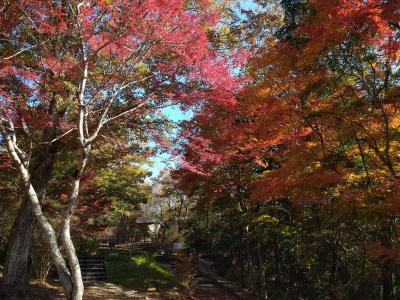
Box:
(78, 256, 107, 282)
(130, 241, 162, 252)
(97, 241, 164, 254)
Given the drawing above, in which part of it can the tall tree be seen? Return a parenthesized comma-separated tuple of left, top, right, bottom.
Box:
(176, 1, 400, 298)
(0, 0, 244, 299)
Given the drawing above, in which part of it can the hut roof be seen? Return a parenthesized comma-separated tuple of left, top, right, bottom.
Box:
(135, 216, 159, 224)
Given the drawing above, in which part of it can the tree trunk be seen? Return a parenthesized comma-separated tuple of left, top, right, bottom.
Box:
(381, 224, 394, 300)
(177, 196, 184, 232)
(2, 97, 64, 298)
(61, 218, 84, 300)
(382, 262, 394, 300)
(1, 197, 36, 299)
(2, 148, 57, 299)
(0, 123, 74, 299)
(60, 148, 90, 300)
(61, 191, 85, 300)
(26, 182, 74, 298)
(257, 242, 266, 298)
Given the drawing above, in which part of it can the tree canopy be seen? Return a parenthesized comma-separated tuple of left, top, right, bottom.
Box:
(1, 1, 400, 299)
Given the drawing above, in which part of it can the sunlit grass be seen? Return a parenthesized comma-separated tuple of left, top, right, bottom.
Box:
(106, 254, 179, 292)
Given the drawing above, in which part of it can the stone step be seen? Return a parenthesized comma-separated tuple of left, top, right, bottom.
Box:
(80, 266, 106, 270)
(81, 270, 107, 274)
(77, 256, 107, 282)
(79, 262, 106, 266)
(82, 276, 107, 281)
(79, 257, 106, 261)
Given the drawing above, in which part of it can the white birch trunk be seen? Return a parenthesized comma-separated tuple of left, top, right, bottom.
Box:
(60, 147, 90, 300)
(0, 121, 74, 298)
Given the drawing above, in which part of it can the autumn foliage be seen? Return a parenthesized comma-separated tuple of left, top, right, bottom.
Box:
(178, 0, 400, 204)
(2, 0, 400, 299)
(176, 1, 400, 298)
(0, 0, 245, 298)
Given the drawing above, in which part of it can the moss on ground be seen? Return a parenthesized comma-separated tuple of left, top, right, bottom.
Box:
(106, 253, 181, 294)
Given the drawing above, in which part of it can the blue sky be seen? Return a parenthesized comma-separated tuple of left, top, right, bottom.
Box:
(145, 105, 191, 179)
(145, 0, 258, 179)
(240, 0, 258, 10)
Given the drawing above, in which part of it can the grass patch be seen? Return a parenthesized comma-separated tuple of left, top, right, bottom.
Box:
(106, 254, 180, 292)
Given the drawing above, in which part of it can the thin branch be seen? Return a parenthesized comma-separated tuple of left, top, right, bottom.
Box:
(103, 100, 148, 124)
(0, 119, 27, 168)
(86, 99, 148, 145)
(1, 118, 29, 165)
(85, 76, 153, 144)
(40, 128, 76, 145)
(2, 44, 38, 61)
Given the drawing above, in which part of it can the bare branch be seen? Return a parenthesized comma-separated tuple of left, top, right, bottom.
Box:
(85, 74, 153, 143)
(0, 119, 27, 168)
(2, 44, 38, 61)
(0, 118, 30, 166)
(103, 100, 148, 125)
(40, 128, 76, 145)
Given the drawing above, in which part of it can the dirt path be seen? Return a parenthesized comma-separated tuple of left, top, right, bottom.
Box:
(192, 259, 261, 300)
(32, 281, 163, 300)
(2, 279, 163, 300)
(2, 259, 259, 300)
(193, 269, 242, 300)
